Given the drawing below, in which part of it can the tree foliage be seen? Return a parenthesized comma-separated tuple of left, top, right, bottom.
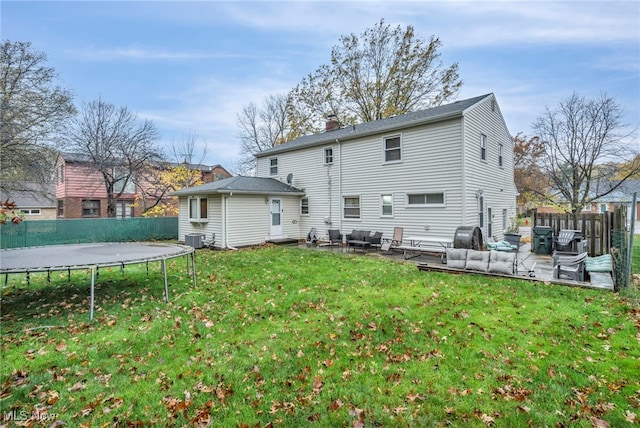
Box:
(0, 40, 75, 195)
(66, 98, 163, 217)
(513, 133, 549, 209)
(532, 92, 640, 219)
(290, 19, 462, 131)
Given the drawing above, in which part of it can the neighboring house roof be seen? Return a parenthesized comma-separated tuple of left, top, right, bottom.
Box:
(256, 93, 493, 157)
(168, 162, 232, 175)
(594, 180, 640, 203)
(0, 183, 56, 208)
(58, 151, 93, 164)
(172, 176, 305, 197)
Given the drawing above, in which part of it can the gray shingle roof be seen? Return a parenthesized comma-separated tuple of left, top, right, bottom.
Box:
(0, 183, 56, 208)
(171, 176, 305, 197)
(256, 94, 492, 157)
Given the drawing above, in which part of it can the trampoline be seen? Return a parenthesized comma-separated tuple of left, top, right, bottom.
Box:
(0, 242, 197, 321)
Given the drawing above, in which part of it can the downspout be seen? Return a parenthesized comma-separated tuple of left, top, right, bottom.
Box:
(337, 139, 342, 233)
(224, 193, 238, 250)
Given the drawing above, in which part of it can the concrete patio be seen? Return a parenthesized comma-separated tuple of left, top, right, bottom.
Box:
(304, 226, 615, 292)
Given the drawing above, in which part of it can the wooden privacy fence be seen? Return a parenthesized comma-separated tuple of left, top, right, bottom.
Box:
(532, 207, 627, 256)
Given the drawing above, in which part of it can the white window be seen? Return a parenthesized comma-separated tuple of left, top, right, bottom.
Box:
(19, 209, 41, 216)
(381, 194, 393, 216)
(407, 193, 445, 206)
(269, 158, 278, 176)
(324, 147, 333, 164)
(189, 197, 208, 221)
(498, 143, 503, 167)
(502, 209, 508, 232)
(300, 198, 309, 215)
(343, 196, 361, 219)
(480, 134, 487, 161)
(384, 136, 401, 163)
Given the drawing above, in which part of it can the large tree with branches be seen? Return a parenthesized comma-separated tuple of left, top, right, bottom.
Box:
(0, 40, 76, 195)
(236, 20, 462, 171)
(532, 92, 640, 224)
(66, 98, 163, 217)
(290, 18, 462, 131)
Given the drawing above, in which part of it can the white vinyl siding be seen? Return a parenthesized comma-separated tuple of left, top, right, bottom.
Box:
(178, 196, 222, 248)
(462, 96, 516, 240)
(257, 145, 341, 236)
(253, 95, 515, 243)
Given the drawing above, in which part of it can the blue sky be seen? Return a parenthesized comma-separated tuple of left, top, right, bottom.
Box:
(3, 1, 639, 170)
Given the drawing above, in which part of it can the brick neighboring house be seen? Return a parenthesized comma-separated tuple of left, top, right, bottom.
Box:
(55, 152, 232, 219)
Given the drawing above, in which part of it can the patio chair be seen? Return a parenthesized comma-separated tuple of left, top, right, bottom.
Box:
(202, 233, 216, 249)
(306, 228, 318, 247)
(553, 251, 587, 281)
(381, 227, 403, 252)
(327, 229, 343, 246)
(370, 231, 383, 248)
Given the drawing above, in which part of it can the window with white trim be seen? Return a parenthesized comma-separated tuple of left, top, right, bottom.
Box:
(269, 158, 278, 175)
(407, 192, 445, 206)
(384, 136, 401, 162)
(189, 197, 208, 221)
(324, 147, 333, 164)
(480, 134, 487, 161)
(498, 143, 503, 167)
(300, 198, 309, 215)
(381, 194, 393, 216)
(19, 209, 41, 215)
(343, 196, 361, 219)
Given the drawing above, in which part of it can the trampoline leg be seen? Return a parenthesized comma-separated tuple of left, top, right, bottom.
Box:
(162, 259, 169, 303)
(4, 273, 8, 287)
(191, 252, 197, 288)
(90, 267, 95, 322)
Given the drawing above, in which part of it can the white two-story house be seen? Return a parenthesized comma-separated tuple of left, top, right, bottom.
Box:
(174, 93, 516, 248)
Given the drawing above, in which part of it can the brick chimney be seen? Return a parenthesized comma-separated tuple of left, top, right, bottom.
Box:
(325, 114, 340, 132)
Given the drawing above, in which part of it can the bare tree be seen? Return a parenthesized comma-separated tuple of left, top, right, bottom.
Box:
(290, 19, 462, 131)
(137, 132, 208, 216)
(532, 92, 640, 224)
(170, 131, 208, 165)
(236, 93, 299, 174)
(0, 40, 75, 195)
(66, 98, 163, 217)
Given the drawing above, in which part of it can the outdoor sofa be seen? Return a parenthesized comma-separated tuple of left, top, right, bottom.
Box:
(446, 248, 517, 275)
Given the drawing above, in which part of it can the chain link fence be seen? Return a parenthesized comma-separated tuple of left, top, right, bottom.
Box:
(1, 217, 178, 249)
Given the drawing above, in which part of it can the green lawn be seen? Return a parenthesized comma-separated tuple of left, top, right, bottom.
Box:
(1, 246, 639, 427)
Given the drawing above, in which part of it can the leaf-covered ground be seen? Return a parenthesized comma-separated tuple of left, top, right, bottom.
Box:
(1, 246, 639, 427)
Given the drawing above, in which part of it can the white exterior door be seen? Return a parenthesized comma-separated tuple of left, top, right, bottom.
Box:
(269, 197, 283, 238)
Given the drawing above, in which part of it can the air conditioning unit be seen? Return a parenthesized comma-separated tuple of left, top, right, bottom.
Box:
(185, 233, 205, 248)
